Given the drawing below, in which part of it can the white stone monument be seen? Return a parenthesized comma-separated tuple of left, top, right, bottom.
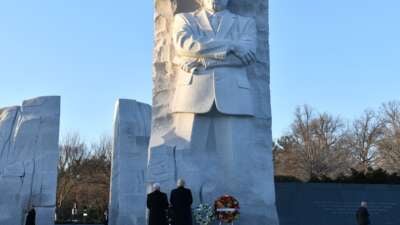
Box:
(147, 0, 279, 224)
(0, 96, 60, 225)
(109, 99, 152, 225)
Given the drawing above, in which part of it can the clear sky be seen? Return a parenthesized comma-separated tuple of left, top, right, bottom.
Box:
(1, 0, 399, 142)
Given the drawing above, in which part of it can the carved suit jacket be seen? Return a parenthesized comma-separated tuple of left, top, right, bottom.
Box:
(171, 9, 256, 116)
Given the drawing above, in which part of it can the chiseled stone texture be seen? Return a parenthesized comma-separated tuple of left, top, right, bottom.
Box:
(148, 1, 279, 225)
(0, 96, 60, 225)
(109, 99, 152, 225)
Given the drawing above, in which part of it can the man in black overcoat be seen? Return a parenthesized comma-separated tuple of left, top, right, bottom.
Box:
(170, 179, 193, 225)
(147, 183, 169, 225)
(25, 206, 36, 225)
(356, 201, 371, 225)
(103, 210, 108, 225)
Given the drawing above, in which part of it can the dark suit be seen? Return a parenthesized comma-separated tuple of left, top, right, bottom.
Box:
(170, 187, 193, 225)
(147, 190, 169, 225)
(25, 208, 36, 225)
(356, 207, 370, 225)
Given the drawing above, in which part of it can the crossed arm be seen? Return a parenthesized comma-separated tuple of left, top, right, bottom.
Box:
(173, 14, 257, 73)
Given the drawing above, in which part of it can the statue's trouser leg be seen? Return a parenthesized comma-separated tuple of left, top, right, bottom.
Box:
(174, 113, 222, 206)
(213, 115, 279, 225)
(212, 115, 252, 192)
(173, 109, 271, 215)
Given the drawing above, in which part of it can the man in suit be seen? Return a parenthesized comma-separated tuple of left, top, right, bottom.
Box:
(170, 0, 257, 193)
(356, 201, 371, 225)
(25, 206, 36, 225)
(170, 179, 193, 225)
(147, 183, 169, 225)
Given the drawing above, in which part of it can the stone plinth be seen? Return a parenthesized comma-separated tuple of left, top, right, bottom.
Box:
(109, 99, 152, 225)
(0, 96, 60, 225)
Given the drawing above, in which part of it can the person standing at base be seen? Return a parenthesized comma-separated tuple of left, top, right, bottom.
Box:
(147, 183, 169, 225)
(170, 179, 193, 225)
(103, 210, 108, 225)
(25, 206, 36, 225)
(356, 201, 371, 225)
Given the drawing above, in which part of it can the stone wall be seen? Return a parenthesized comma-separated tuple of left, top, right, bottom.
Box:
(276, 183, 400, 225)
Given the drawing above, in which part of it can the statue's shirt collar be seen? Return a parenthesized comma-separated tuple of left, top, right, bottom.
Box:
(204, 9, 229, 19)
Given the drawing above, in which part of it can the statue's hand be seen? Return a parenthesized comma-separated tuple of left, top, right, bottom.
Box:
(181, 60, 202, 73)
(231, 45, 256, 65)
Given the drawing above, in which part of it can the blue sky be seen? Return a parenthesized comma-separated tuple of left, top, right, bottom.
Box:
(0, 0, 399, 142)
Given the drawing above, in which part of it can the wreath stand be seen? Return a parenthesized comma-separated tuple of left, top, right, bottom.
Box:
(219, 221, 234, 225)
(216, 208, 237, 225)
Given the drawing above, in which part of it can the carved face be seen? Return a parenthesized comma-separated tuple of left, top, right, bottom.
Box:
(202, 0, 229, 13)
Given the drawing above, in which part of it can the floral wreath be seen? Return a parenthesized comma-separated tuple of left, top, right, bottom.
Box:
(214, 195, 240, 223)
(194, 204, 215, 225)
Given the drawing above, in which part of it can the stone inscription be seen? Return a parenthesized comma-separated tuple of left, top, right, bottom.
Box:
(314, 201, 398, 215)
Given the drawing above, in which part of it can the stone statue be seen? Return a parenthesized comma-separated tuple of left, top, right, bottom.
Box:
(148, 0, 279, 224)
(171, 0, 258, 152)
(0, 96, 60, 225)
(169, 0, 263, 204)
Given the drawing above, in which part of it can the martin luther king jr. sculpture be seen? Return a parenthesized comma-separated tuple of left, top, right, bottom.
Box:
(170, 0, 259, 193)
(172, 0, 256, 116)
(147, 0, 279, 224)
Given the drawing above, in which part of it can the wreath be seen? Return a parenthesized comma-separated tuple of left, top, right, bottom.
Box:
(194, 204, 215, 225)
(214, 195, 240, 223)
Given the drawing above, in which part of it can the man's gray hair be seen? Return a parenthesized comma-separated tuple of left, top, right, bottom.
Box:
(177, 178, 185, 187)
(361, 201, 368, 207)
(153, 183, 161, 191)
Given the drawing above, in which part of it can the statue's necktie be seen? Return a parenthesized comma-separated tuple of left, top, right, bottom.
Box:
(211, 15, 220, 32)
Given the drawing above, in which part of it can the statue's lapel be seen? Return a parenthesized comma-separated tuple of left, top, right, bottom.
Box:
(197, 10, 214, 36)
(216, 11, 236, 39)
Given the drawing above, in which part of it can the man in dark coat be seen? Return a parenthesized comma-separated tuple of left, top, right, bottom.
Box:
(103, 210, 109, 225)
(356, 201, 371, 225)
(25, 206, 36, 225)
(147, 183, 169, 225)
(170, 179, 193, 225)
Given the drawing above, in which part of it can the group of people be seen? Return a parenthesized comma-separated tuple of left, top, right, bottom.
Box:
(24, 183, 370, 225)
(147, 179, 193, 225)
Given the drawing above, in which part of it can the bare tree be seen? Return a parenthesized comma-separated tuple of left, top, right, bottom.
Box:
(59, 133, 88, 172)
(378, 101, 400, 173)
(78, 134, 112, 216)
(56, 133, 112, 222)
(273, 135, 302, 178)
(274, 102, 400, 180)
(91, 134, 112, 163)
(348, 110, 383, 173)
(57, 133, 88, 216)
(283, 105, 351, 180)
